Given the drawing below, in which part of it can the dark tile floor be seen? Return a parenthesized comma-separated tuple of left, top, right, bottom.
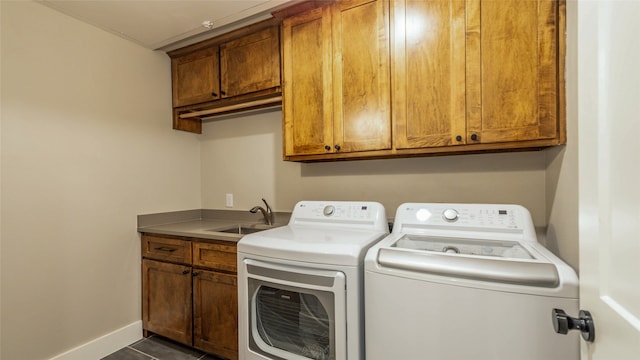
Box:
(101, 335, 225, 360)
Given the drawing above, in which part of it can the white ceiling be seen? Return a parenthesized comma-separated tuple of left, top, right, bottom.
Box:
(38, 0, 297, 51)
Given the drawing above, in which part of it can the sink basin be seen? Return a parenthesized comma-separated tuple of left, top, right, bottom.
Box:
(208, 224, 271, 235)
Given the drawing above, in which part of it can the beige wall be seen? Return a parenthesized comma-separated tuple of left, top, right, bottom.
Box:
(0, 2, 201, 359)
(544, 1, 579, 271)
(201, 110, 549, 226)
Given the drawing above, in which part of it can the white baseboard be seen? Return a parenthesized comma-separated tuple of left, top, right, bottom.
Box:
(49, 321, 142, 360)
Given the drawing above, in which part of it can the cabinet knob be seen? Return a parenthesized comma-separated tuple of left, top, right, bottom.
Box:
(456, 135, 462, 142)
(182, 270, 190, 275)
(324, 145, 331, 151)
(334, 145, 341, 151)
(192, 272, 199, 277)
(471, 133, 478, 141)
(211, 92, 218, 97)
(220, 90, 227, 96)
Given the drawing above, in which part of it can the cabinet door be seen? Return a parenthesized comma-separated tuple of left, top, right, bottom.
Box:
(193, 270, 238, 360)
(220, 26, 281, 98)
(142, 259, 193, 345)
(283, 5, 334, 156)
(172, 47, 220, 107)
(393, 0, 466, 149)
(466, 0, 559, 144)
(333, 0, 391, 152)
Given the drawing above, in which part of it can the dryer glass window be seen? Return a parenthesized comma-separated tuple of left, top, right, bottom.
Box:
(255, 285, 332, 360)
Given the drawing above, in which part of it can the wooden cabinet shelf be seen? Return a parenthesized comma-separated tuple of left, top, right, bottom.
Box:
(141, 233, 238, 360)
(168, 19, 282, 134)
(280, 0, 566, 162)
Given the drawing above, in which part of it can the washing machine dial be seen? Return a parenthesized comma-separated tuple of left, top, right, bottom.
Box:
(442, 208, 459, 222)
(323, 205, 336, 217)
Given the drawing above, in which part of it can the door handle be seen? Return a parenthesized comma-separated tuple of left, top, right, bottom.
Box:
(552, 308, 595, 342)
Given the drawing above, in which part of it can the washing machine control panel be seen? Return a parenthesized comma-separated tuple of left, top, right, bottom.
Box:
(397, 203, 533, 234)
(442, 208, 460, 222)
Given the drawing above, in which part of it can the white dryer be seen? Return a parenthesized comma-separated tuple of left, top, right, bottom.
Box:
(238, 201, 389, 360)
(364, 203, 580, 360)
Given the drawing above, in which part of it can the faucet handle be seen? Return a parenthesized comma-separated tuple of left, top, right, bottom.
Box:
(261, 198, 272, 212)
(261, 198, 274, 225)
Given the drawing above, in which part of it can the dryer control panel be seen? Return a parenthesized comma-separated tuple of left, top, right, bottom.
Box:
(290, 201, 389, 232)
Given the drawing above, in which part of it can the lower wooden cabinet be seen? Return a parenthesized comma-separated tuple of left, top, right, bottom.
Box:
(141, 233, 238, 360)
(193, 270, 238, 359)
(142, 259, 193, 344)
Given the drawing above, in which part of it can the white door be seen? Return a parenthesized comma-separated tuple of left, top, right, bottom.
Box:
(578, 0, 640, 358)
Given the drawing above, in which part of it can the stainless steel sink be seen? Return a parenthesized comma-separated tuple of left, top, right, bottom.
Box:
(208, 224, 271, 235)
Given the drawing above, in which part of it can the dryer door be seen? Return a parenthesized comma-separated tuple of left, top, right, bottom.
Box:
(243, 259, 346, 360)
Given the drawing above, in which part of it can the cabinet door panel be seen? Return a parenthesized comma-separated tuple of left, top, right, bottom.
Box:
(220, 26, 280, 98)
(142, 259, 192, 345)
(393, 0, 466, 149)
(193, 270, 238, 360)
(467, 0, 558, 143)
(333, 0, 391, 152)
(283, 6, 334, 156)
(172, 47, 220, 107)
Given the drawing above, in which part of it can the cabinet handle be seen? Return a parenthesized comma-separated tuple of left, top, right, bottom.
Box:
(220, 90, 227, 96)
(324, 145, 331, 151)
(154, 247, 176, 253)
(456, 135, 462, 142)
(192, 272, 199, 277)
(182, 270, 190, 275)
(211, 92, 218, 97)
(334, 145, 341, 151)
(471, 133, 478, 141)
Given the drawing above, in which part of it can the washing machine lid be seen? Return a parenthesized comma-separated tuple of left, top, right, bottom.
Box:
(377, 234, 560, 287)
(395, 235, 535, 259)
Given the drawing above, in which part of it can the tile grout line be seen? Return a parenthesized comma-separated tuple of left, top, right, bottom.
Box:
(127, 345, 160, 360)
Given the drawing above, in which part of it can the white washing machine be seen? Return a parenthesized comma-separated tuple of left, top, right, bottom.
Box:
(238, 201, 389, 360)
(365, 203, 580, 360)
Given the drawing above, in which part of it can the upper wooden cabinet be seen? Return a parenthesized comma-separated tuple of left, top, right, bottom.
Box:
(465, 0, 561, 145)
(392, 0, 466, 149)
(396, 0, 564, 152)
(280, 0, 565, 161)
(281, 0, 391, 158)
(168, 19, 282, 134)
(172, 47, 220, 107)
(220, 26, 280, 98)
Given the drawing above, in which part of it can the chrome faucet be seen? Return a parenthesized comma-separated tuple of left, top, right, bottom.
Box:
(250, 198, 273, 225)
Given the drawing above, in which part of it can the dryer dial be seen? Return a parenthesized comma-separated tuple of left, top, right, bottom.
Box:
(323, 205, 336, 216)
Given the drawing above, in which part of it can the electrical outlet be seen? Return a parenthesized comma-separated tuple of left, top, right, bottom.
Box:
(225, 193, 233, 208)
